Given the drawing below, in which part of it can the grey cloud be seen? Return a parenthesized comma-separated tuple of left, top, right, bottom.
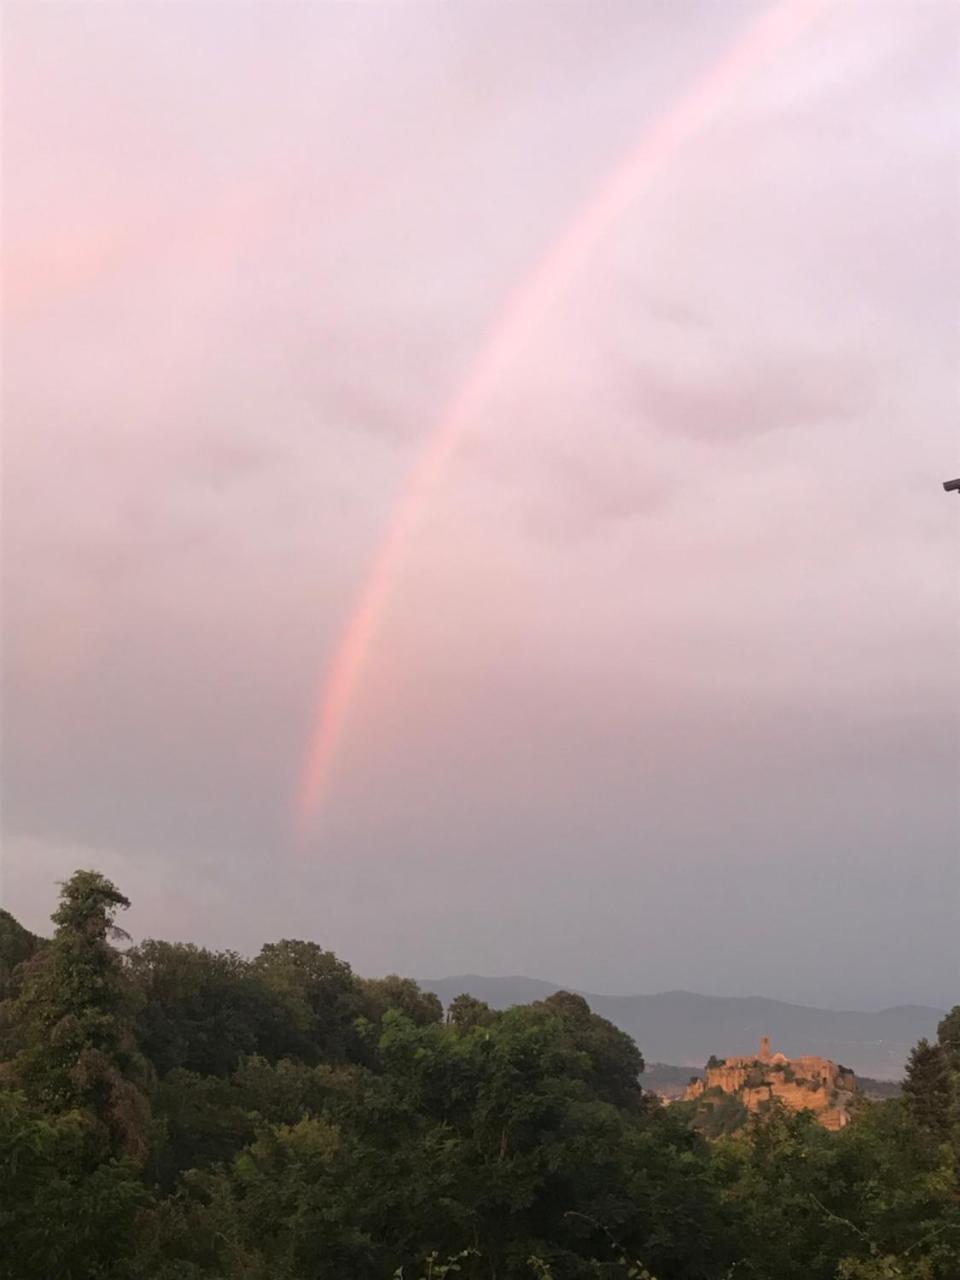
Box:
(632, 352, 866, 442)
(523, 444, 667, 543)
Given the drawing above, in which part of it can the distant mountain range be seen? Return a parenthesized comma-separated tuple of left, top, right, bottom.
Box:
(418, 975, 945, 1080)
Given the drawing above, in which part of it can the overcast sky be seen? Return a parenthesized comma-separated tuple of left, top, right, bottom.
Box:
(3, 0, 958, 1011)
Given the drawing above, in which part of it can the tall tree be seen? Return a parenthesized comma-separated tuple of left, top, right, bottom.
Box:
(254, 939, 359, 1064)
(447, 993, 495, 1031)
(0, 908, 43, 1002)
(537, 991, 645, 1110)
(356, 974, 444, 1028)
(937, 1006, 960, 1065)
(903, 1040, 952, 1137)
(127, 940, 266, 1077)
(4, 870, 151, 1161)
(0, 1090, 147, 1280)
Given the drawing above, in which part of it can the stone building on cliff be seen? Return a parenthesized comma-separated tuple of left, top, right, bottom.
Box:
(683, 1035, 858, 1131)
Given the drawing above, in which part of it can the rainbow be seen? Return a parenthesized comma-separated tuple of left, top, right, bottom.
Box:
(297, 0, 828, 832)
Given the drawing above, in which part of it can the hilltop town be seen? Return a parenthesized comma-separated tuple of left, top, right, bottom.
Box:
(683, 1035, 859, 1130)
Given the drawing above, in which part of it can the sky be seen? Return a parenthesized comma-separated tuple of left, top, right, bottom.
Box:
(2, 0, 958, 1012)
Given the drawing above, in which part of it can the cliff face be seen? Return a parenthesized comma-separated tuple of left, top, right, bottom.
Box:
(683, 1039, 857, 1131)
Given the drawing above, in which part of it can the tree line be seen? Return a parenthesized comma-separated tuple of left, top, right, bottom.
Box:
(0, 870, 957, 1279)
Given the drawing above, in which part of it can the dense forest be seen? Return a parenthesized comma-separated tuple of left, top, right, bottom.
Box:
(1, 871, 957, 1279)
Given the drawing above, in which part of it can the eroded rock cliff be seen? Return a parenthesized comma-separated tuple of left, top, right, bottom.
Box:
(683, 1036, 857, 1130)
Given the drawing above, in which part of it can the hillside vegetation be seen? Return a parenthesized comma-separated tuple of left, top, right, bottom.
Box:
(1, 870, 957, 1279)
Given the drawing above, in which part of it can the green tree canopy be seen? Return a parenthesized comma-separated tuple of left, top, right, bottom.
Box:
(0, 908, 43, 1003)
(1, 871, 957, 1280)
(127, 939, 267, 1077)
(254, 938, 360, 1064)
(903, 1039, 952, 1137)
(5, 870, 151, 1161)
